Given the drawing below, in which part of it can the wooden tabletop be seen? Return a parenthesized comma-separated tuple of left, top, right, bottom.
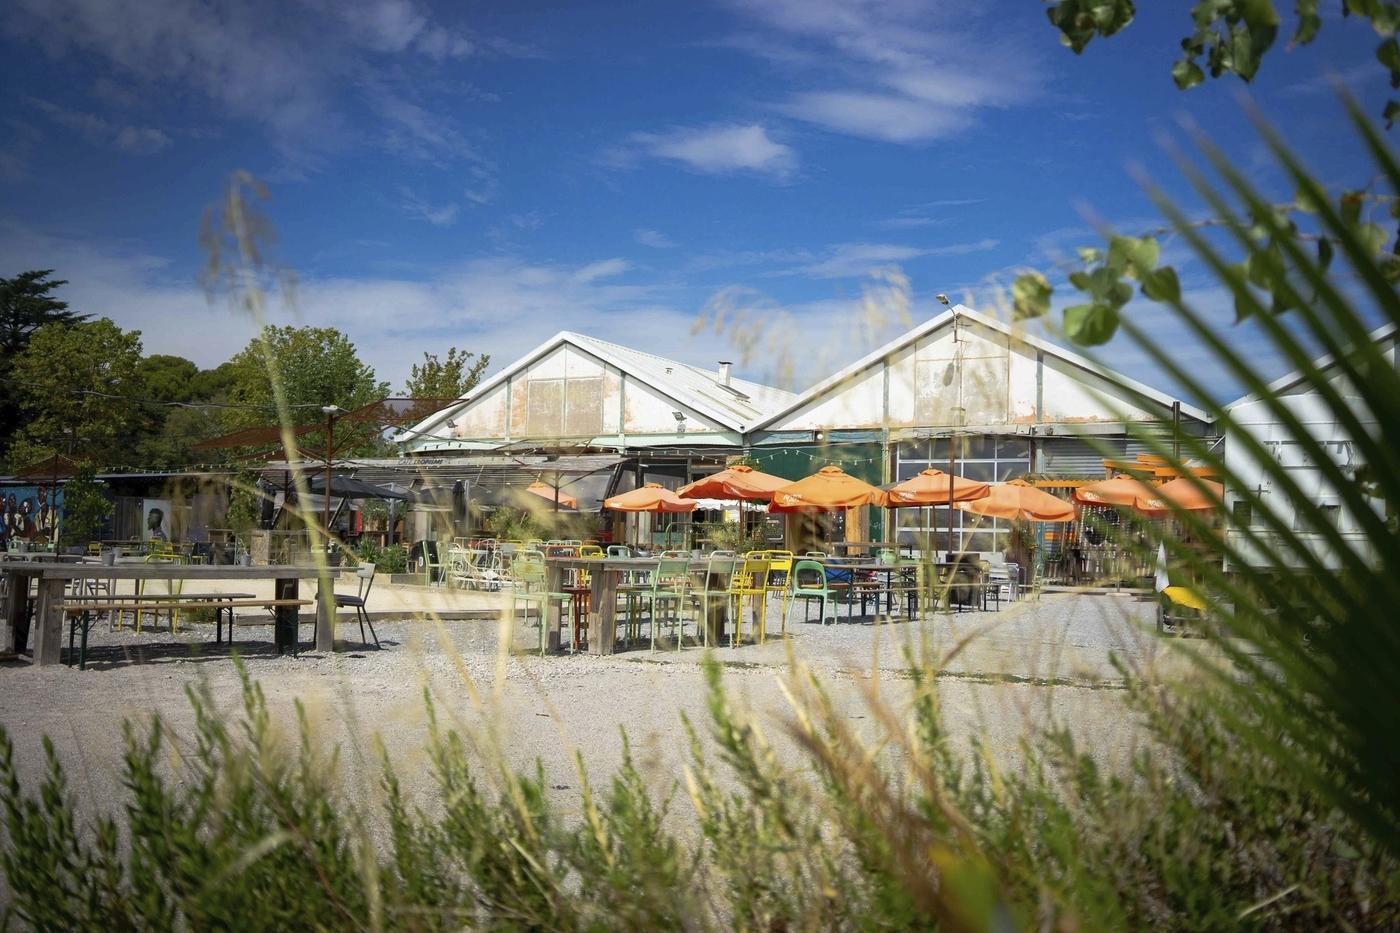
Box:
(0, 562, 337, 580)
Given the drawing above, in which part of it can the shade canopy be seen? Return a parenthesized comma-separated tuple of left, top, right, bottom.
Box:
(525, 480, 579, 509)
(886, 468, 990, 507)
(305, 475, 419, 501)
(1151, 477, 1225, 513)
(678, 464, 789, 502)
(1073, 475, 1164, 511)
(959, 479, 1075, 522)
(771, 466, 888, 512)
(604, 483, 697, 513)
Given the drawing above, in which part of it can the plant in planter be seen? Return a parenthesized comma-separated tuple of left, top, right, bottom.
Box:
(58, 464, 111, 550)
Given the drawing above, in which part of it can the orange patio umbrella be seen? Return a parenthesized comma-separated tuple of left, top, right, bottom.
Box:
(1074, 475, 1164, 512)
(885, 468, 990, 507)
(1151, 476, 1224, 513)
(959, 479, 1075, 522)
(524, 480, 578, 509)
(604, 483, 697, 513)
(770, 465, 888, 512)
(678, 464, 789, 502)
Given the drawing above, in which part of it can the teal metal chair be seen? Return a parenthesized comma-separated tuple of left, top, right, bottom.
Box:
(789, 559, 838, 625)
(633, 558, 693, 651)
(510, 556, 573, 656)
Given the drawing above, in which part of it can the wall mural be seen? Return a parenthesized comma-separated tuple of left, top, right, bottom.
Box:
(0, 485, 63, 549)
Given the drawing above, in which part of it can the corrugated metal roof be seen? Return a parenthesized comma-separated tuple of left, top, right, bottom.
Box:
(398, 331, 795, 446)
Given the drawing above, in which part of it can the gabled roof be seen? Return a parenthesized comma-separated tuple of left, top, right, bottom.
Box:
(751, 304, 1211, 430)
(398, 331, 795, 443)
(1224, 320, 1397, 410)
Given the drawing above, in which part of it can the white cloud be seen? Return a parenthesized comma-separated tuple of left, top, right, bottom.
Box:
(720, 0, 1040, 144)
(397, 187, 459, 226)
(798, 239, 999, 278)
(24, 96, 172, 155)
(635, 228, 676, 249)
(630, 123, 797, 179)
(1, 0, 516, 171)
(572, 258, 631, 283)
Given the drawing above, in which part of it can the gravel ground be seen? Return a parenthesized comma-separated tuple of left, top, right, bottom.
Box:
(0, 593, 1207, 831)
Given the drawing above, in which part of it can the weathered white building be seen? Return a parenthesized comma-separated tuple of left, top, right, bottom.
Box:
(1222, 322, 1395, 569)
(401, 331, 792, 454)
(748, 305, 1213, 550)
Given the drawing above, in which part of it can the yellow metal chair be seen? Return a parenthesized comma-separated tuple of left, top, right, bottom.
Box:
(727, 556, 770, 647)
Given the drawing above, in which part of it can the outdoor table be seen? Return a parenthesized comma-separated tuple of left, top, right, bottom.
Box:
(543, 556, 732, 654)
(0, 563, 342, 665)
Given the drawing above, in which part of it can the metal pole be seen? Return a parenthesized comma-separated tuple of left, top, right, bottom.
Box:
(947, 434, 956, 561)
(323, 409, 334, 546)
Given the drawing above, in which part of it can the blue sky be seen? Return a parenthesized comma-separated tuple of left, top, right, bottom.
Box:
(0, 0, 1391, 402)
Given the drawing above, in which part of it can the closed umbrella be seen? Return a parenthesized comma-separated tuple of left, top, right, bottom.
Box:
(604, 483, 697, 513)
(886, 468, 990, 507)
(771, 466, 888, 512)
(678, 464, 789, 502)
(958, 479, 1075, 522)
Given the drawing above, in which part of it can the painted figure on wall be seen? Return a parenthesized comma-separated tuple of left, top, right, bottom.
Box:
(0, 486, 63, 549)
(146, 506, 169, 542)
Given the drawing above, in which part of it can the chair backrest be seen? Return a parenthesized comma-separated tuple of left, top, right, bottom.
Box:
(704, 553, 737, 586)
(545, 544, 578, 558)
(708, 549, 736, 558)
(876, 548, 897, 565)
(792, 559, 827, 591)
(357, 562, 376, 600)
(652, 558, 692, 594)
(606, 545, 632, 558)
(765, 551, 793, 588)
(513, 557, 546, 587)
(729, 557, 769, 594)
(803, 550, 828, 559)
(579, 544, 605, 559)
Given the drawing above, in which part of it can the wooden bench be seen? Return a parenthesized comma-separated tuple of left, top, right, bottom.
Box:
(72, 592, 256, 636)
(61, 599, 313, 669)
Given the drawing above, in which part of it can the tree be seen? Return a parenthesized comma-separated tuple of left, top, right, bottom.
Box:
(59, 463, 112, 547)
(8, 318, 143, 468)
(136, 354, 199, 404)
(1046, 0, 1400, 125)
(223, 325, 388, 432)
(1023, 3, 1400, 346)
(0, 271, 89, 461)
(404, 347, 490, 401)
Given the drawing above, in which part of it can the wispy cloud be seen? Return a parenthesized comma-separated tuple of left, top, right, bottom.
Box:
(625, 123, 797, 179)
(397, 187, 459, 226)
(797, 238, 999, 278)
(635, 228, 676, 248)
(3, 0, 522, 174)
(24, 96, 171, 154)
(719, 0, 1041, 144)
(873, 197, 985, 230)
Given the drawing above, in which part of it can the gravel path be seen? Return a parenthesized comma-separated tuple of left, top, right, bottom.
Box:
(0, 593, 1201, 830)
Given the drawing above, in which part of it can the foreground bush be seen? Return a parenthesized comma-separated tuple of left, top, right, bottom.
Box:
(0, 656, 1394, 931)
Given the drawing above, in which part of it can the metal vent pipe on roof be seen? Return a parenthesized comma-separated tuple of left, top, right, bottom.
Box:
(718, 361, 732, 386)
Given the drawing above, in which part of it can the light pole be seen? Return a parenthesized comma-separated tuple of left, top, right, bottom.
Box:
(320, 405, 342, 550)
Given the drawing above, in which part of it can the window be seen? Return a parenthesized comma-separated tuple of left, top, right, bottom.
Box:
(893, 432, 1031, 554)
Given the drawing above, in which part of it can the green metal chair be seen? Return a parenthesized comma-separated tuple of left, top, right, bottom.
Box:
(510, 556, 573, 656)
(689, 553, 737, 648)
(633, 558, 693, 651)
(788, 559, 838, 625)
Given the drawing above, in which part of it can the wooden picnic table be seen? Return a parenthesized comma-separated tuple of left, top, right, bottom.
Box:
(0, 562, 343, 665)
(543, 556, 737, 655)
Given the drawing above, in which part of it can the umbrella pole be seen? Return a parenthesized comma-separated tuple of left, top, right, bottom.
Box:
(947, 438, 956, 561)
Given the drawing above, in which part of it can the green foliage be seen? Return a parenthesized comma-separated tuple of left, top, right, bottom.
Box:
(224, 473, 264, 537)
(59, 463, 112, 547)
(223, 324, 388, 434)
(8, 317, 144, 467)
(0, 270, 88, 463)
(1, 654, 1394, 929)
(483, 506, 546, 543)
(403, 347, 490, 402)
(355, 539, 408, 573)
(1046, 0, 1400, 121)
(697, 518, 769, 553)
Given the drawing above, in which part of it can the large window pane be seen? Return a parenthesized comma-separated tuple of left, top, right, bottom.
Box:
(963, 436, 997, 460)
(997, 436, 1031, 460)
(896, 439, 929, 461)
(961, 460, 996, 482)
(897, 460, 926, 481)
